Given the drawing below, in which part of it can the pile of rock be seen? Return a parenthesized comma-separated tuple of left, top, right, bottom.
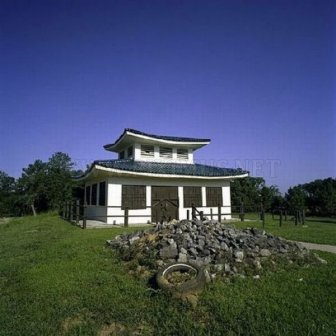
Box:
(107, 219, 321, 279)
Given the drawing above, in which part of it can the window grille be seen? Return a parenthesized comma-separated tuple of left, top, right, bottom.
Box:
(99, 182, 106, 206)
(183, 186, 202, 207)
(159, 147, 173, 158)
(177, 148, 188, 160)
(141, 145, 154, 157)
(122, 185, 146, 209)
(206, 187, 222, 207)
(127, 146, 133, 158)
(91, 184, 97, 206)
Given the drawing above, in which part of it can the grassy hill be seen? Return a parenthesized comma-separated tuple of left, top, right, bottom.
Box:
(0, 214, 335, 335)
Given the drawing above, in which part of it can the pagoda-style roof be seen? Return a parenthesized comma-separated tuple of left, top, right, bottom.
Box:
(104, 128, 211, 152)
(77, 159, 248, 180)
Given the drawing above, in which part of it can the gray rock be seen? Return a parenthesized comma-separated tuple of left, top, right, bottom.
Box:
(177, 253, 188, 263)
(160, 245, 178, 259)
(224, 263, 231, 273)
(129, 236, 140, 244)
(260, 249, 271, 257)
(234, 250, 244, 262)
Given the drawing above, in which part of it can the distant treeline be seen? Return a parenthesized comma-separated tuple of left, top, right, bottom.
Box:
(0, 152, 335, 217)
(0, 152, 83, 217)
(231, 176, 336, 217)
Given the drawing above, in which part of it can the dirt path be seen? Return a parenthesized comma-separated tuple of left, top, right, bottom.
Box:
(296, 241, 336, 254)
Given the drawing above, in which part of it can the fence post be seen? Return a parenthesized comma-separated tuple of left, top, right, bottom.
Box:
(218, 204, 222, 223)
(76, 200, 80, 225)
(192, 204, 196, 220)
(187, 209, 190, 220)
(70, 201, 74, 222)
(199, 211, 204, 221)
(295, 210, 298, 225)
(83, 203, 87, 229)
(284, 210, 287, 221)
(302, 209, 305, 225)
(210, 208, 213, 220)
(66, 201, 70, 220)
(272, 210, 274, 220)
(124, 207, 129, 227)
(279, 209, 283, 227)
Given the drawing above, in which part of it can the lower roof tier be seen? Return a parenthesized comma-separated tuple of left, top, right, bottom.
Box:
(78, 159, 248, 180)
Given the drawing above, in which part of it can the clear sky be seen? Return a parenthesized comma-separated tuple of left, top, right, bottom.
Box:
(0, 0, 335, 193)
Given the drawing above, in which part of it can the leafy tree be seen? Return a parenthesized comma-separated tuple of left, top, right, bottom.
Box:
(0, 171, 16, 216)
(16, 160, 49, 215)
(46, 152, 74, 210)
(285, 185, 306, 213)
(231, 177, 265, 211)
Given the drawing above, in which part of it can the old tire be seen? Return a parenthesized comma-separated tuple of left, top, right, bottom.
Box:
(156, 262, 206, 294)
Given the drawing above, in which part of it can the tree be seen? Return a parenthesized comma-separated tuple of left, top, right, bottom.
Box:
(285, 185, 306, 213)
(17, 160, 49, 215)
(0, 171, 16, 216)
(46, 152, 74, 210)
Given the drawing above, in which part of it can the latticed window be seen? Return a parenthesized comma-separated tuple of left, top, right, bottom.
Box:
(159, 147, 173, 158)
(122, 185, 146, 209)
(183, 186, 202, 207)
(177, 148, 188, 160)
(99, 181, 106, 206)
(206, 187, 222, 207)
(127, 146, 133, 158)
(85, 185, 91, 205)
(119, 151, 125, 159)
(141, 145, 154, 157)
(91, 184, 97, 205)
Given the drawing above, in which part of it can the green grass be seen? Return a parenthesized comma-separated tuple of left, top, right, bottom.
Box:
(0, 214, 336, 335)
(231, 213, 336, 245)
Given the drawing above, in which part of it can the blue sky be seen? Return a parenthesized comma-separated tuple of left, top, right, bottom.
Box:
(0, 0, 335, 193)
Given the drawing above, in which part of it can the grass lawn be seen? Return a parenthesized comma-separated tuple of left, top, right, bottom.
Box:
(0, 214, 335, 335)
(231, 213, 336, 245)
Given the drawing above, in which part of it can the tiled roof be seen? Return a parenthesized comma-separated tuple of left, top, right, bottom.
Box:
(104, 128, 210, 149)
(91, 159, 247, 177)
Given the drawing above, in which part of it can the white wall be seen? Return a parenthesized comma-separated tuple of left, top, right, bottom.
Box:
(102, 176, 232, 225)
(134, 143, 193, 164)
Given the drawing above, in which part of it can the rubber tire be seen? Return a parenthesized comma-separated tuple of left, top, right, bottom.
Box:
(156, 262, 206, 294)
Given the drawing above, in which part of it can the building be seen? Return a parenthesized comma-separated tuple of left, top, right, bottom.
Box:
(77, 129, 248, 225)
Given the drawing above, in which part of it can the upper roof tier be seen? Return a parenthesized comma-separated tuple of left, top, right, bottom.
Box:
(104, 128, 211, 152)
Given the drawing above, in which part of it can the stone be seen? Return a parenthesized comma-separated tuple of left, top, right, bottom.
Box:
(224, 263, 231, 273)
(129, 236, 140, 244)
(180, 247, 188, 254)
(234, 250, 244, 262)
(260, 249, 271, 257)
(159, 245, 178, 259)
(188, 247, 198, 256)
(177, 253, 188, 263)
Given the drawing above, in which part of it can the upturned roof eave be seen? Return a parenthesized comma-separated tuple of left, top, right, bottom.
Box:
(104, 129, 211, 152)
(75, 164, 249, 181)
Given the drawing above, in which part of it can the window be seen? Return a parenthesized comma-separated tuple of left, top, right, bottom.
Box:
(127, 146, 133, 158)
(159, 147, 173, 158)
(177, 148, 188, 160)
(141, 145, 154, 157)
(119, 151, 125, 159)
(206, 187, 222, 207)
(99, 181, 106, 206)
(122, 185, 146, 209)
(91, 183, 97, 205)
(183, 186, 202, 207)
(85, 185, 91, 205)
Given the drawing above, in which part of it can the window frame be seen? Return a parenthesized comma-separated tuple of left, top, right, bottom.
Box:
(206, 187, 223, 207)
(91, 183, 97, 206)
(183, 186, 202, 207)
(122, 185, 146, 210)
(98, 181, 106, 206)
